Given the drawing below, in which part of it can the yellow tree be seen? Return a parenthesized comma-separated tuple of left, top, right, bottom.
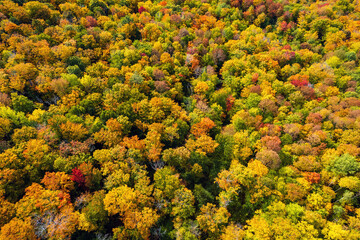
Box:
(196, 203, 230, 237)
(220, 223, 245, 240)
(104, 185, 159, 239)
(0, 217, 37, 240)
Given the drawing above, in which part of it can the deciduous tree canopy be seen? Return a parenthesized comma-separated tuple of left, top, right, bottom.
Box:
(1, 0, 360, 239)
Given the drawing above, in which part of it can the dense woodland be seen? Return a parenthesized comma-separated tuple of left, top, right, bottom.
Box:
(1, 0, 360, 239)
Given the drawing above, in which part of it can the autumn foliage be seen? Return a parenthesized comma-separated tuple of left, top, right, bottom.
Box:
(1, 0, 360, 239)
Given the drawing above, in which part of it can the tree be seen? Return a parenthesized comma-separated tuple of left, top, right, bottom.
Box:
(103, 185, 140, 216)
(186, 135, 219, 156)
(45, 206, 79, 240)
(94, 116, 131, 147)
(196, 203, 230, 237)
(104, 184, 158, 239)
(22, 139, 53, 176)
(220, 223, 245, 240)
(7, 63, 38, 92)
(11, 126, 37, 145)
(0, 191, 15, 227)
(255, 149, 281, 169)
(0, 117, 11, 139)
(171, 188, 195, 220)
(71, 167, 86, 189)
(59, 121, 88, 141)
(322, 222, 350, 240)
(41, 172, 74, 192)
(80, 190, 108, 231)
(338, 176, 360, 192)
(10, 93, 34, 114)
(190, 117, 216, 138)
(24, 1, 51, 19)
(123, 207, 159, 239)
(0, 217, 37, 240)
(327, 153, 360, 176)
(154, 166, 182, 201)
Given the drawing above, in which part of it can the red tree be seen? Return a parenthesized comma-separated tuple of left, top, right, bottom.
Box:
(71, 167, 86, 188)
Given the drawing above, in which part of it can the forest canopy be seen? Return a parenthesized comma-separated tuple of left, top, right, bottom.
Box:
(1, 0, 360, 239)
